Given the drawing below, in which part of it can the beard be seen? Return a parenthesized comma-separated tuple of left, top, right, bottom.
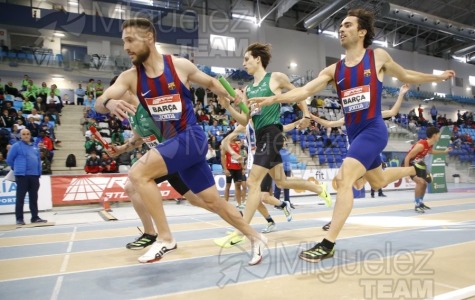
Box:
(132, 47, 150, 66)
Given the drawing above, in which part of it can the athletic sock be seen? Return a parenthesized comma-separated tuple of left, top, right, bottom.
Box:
(321, 238, 335, 250)
(265, 216, 275, 224)
(415, 197, 422, 205)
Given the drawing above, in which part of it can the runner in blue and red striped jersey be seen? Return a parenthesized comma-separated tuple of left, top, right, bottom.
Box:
(249, 8, 455, 263)
(95, 18, 266, 266)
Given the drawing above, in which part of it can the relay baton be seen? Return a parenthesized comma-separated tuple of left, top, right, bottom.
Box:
(218, 76, 249, 114)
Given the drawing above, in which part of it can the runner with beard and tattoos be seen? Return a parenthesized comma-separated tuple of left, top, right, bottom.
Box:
(95, 18, 267, 266)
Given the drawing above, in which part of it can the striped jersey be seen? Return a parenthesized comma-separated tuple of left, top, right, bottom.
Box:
(136, 54, 196, 139)
(334, 48, 382, 138)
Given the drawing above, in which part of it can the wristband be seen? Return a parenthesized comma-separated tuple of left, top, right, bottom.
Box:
(103, 98, 112, 109)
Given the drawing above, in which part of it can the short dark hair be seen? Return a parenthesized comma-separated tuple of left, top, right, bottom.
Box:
(347, 9, 375, 48)
(122, 18, 156, 42)
(426, 126, 440, 139)
(246, 43, 272, 69)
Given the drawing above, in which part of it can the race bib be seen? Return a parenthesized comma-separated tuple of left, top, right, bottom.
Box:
(341, 85, 370, 114)
(145, 94, 182, 121)
(142, 134, 160, 148)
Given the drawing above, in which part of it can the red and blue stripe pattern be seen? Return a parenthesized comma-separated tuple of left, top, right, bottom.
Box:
(136, 54, 196, 139)
(334, 48, 382, 138)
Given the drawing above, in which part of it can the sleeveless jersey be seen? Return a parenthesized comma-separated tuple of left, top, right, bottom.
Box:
(136, 54, 196, 139)
(129, 104, 163, 148)
(246, 73, 281, 131)
(225, 143, 242, 170)
(334, 48, 382, 138)
(407, 139, 432, 163)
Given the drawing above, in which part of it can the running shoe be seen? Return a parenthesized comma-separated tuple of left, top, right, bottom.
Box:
(318, 183, 332, 207)
(415, 204, 425, 213)
(138, 239, 177, 263)
(249, 234, 267, 266)
(420, 202, 431, 210)
(126, 232, 157, 250)
(261, 222, 276, 233)
(283, 201, 292, 222)
(214, 231, 246, 248)
(299, 243, 335, 263)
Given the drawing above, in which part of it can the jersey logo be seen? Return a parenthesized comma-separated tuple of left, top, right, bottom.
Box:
(141, 90, 151, 97)
(364, 69, 371, 77)
(168, 82, 176, 90)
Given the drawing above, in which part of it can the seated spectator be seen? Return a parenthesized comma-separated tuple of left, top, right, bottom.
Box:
(27, 108, 42, 125)
(3, 102, 17, 116)
(10, 124, 21, 143)
(25, 117, 39, 137)
(40, 151, 52, 175)
(14, 110, 26, 125)
(84, 150, 102, 174)
(196, 109, 210, 125)
(37, 82, 49, 102)
(0, 152, 11, 176)
(100, 152, 117, 173)
(0, 109, 14, 128)
(207, 120, 220, 137)
(36, 131, 54, 159)
(22, 94, 35, 113)
(4, 81, 20, 98)
(36, 97, 47, 115)
(37, 142, 52, 162)
(84, 135, 103, 154)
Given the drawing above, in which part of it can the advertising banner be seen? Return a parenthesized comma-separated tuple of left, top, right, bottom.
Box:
(429, 126, 450, 193)
(0, 176, 52, 214)
(50, 174, 181, 206)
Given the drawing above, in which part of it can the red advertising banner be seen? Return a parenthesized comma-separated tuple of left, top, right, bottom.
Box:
(50, 174, 181, 206)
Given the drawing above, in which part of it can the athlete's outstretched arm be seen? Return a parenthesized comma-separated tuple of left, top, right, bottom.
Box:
(377, 49, 455, 84)
(249, 65, 335, 108)
(382, 84, 409, 118)
(310, 115, 344, 128)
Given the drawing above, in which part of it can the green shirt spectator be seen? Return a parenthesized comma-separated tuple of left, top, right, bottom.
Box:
(95, 80, 104, 97)
(22, 99, 35, 113)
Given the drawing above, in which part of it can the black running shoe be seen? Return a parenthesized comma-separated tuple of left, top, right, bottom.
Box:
(415, 204, 425, 213)
(126, 233, 157, 250)
(299, 243, 335, 263)
(420, 203, 431, 210)
(322, 221, 331, 231)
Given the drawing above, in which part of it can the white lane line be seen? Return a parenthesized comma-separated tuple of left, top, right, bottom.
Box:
(50, 227, 76, 300)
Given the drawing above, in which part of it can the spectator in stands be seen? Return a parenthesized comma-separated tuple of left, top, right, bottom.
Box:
(206, 141, 217, 167)
(25, 116, 39, 138)
(195, 87, 205, 102)
(75, 83, 85, 105)
(84, 150, 101, 173)
(100, 152, 117, 173)
(27, 108, 42, 125)
(22, 96, 35, 114)
(4, 81, 20, 98)
(86, 78, 95, 96)
(37, 82, 49, 102)
(85, 135, 103, 154)
(430, 105, 438, 124)
(84, 92, 95, 109)
(40, 150, 52, 175)
(21, 75, 29, 91)
(37, 141, 51, 162)
(10, 124, 21, 142)
(22, 86, 36, 103)
(14, 110, 26, 125)
(36, 130, 54, 154)
(95, 80, 104, 97)
(1, 109, 14, 128)
(209, 135, 219, 150)
(417, 104, 424, 119)
(16, 119, 26, 131)
(116, 150, 132, 167)
(0, 152, 11, 176)
(197, 109, 210, 125)
(207, 120, 220, 137)
(3, 102, 16, 116)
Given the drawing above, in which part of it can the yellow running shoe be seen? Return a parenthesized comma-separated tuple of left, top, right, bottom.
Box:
(318, 183, 332, 208)
(213, 231, 246, 248)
